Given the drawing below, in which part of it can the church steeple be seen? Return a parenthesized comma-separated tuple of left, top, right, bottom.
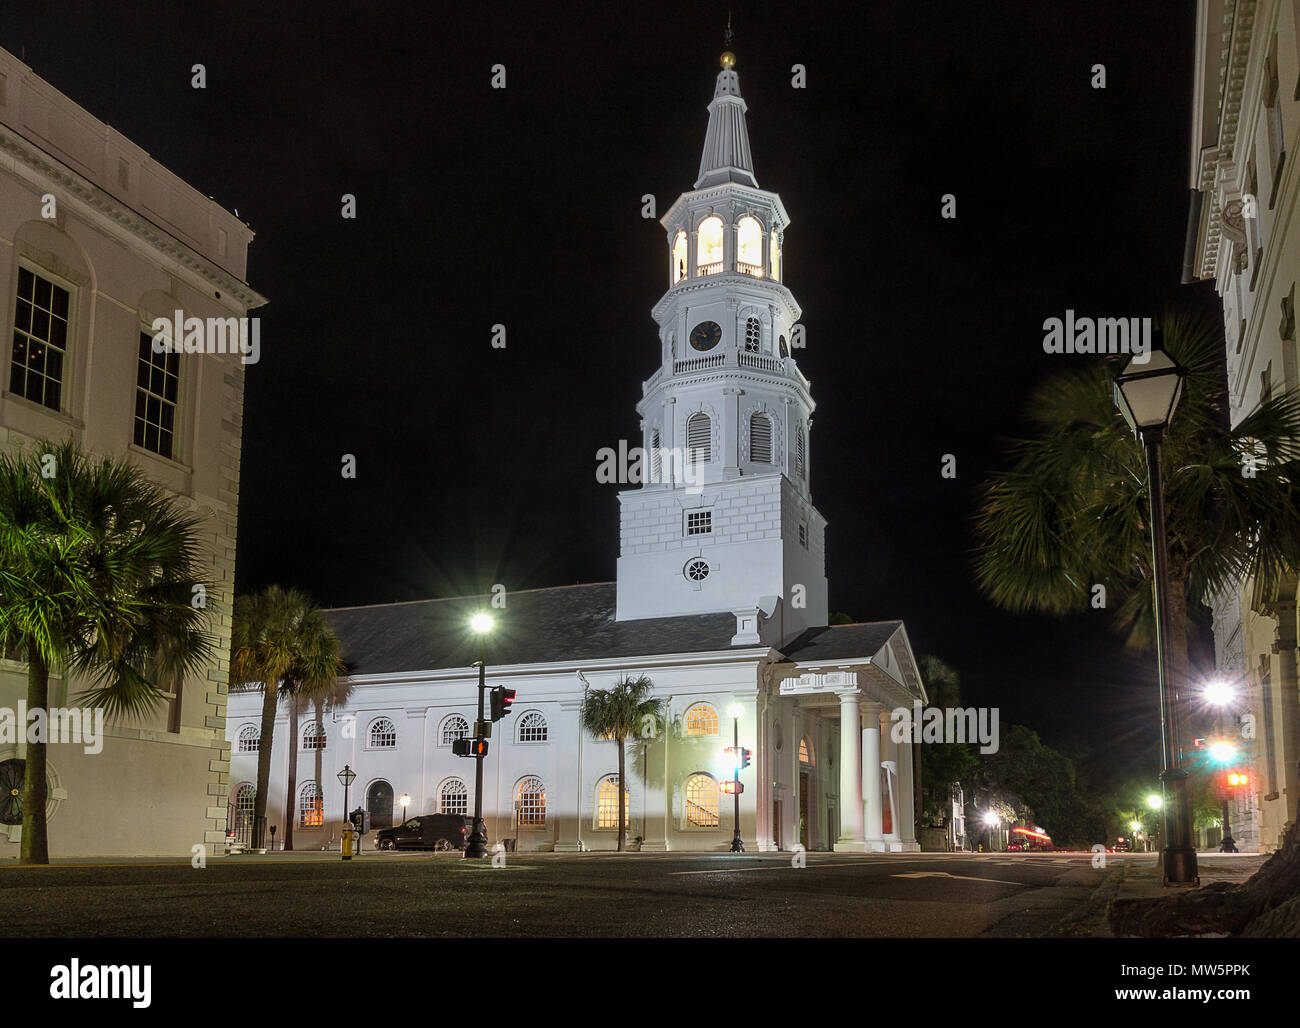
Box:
(614, 49, 829, 646)
(696, 51, 757, 190)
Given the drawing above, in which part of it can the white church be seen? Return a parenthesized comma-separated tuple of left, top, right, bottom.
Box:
(227, 51, 927, 853)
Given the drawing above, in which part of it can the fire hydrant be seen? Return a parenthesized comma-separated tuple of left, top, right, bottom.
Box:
(341, 824, 354, 861)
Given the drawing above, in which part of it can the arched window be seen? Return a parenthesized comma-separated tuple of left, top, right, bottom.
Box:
(796, 424, 807, 480)
(770, 231, 781, 282)
(683, 703, 719, 737)
(672, 230, 688, 284)
(439, 779, 468, 816)
(227, 783, 256, 845)
(799, 737, 814, 766)
(440, 715, 470, 745)
(596, 774, 630, 829)
(779, 334, 789, 359)
(299, 782, 324, 827)
(517, 711, 548, 742)
(750, 412, 773, 463)
(697, 216, 723, 275)
(737, 215, 763, 275)
(301, 721, 326, 750)
(686, 412, 711, 463)
(366, 780, 394, 830)
(744, 316, 761, 353)
(368, 718, 397, 748)
(516, 777, 547, 827)
(684, 773, 720, 827)
(237, 724, 260, 752)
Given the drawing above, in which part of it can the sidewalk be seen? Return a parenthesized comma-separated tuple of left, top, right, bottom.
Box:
(1112, 852, 1267, 903)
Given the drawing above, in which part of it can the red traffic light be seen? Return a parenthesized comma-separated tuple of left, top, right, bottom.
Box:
(490, 686, 517, 721)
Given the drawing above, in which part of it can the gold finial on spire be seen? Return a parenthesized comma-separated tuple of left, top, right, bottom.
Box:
(721, 7, 735, 67)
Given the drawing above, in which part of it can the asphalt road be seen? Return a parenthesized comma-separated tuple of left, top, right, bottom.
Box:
(0, 850, 1127, 937)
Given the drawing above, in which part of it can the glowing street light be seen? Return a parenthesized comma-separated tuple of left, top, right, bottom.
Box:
(1146, 794, 1163, 810)
(1204, 679, 1235, 706)
(464, 612, 496, 858)
(1208, 740, 1238, 764)
(399, 793, 410, 823)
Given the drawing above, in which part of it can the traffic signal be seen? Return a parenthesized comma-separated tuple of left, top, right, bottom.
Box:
(452, 737, 490, 758)
(720, 780, 744, 795)
(1226, 770, 1250, 788)
(490, 686, 517, 721)
(739, 747, 752, 769)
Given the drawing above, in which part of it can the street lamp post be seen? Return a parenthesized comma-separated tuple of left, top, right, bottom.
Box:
(1205, 679, 1237, 852)
(337, 764, 356, 847)
(465, 612, 494, 859)
(1114, 348, 1198, 886)
(728, 704, 744, 853)
(400, 793, 411, 825)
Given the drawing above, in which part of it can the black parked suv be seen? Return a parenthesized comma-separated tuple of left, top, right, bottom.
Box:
(375, 814, 470, 851)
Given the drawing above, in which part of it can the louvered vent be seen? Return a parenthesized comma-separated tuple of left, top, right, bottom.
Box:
(687, 413, 711, 462)
(750, 413, 772, 463)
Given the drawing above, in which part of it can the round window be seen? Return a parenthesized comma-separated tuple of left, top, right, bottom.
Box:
(685, 559, 710, 582)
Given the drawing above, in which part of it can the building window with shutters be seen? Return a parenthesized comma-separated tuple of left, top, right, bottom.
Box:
(686, 412, 711, 463)
(749, 412, 772, 463)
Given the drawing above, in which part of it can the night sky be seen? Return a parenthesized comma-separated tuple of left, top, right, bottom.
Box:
(2, 1, 1218, 783)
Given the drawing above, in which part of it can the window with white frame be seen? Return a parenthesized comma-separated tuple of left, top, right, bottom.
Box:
(298, 782, 324, 827)
(750, 412, 772, 463)
(237, 724, 260, 752)
(684, 773, 719, 827)
(301, 721, 326, 750)
(672, 231, 688, 284)
(683, 703, 719, 737)
(685, 510, 712, 536)
(697, 216, 724, 274)
(440, 778, 468, 816)
(134, 330, 179, 459)
(737, 216, 763, 276)
(10, 266, 70, 412)
(440, 715, 470, 745)
(595, 774, 630, 829)
(517, 711, 548, 742)
(368, 717, 397, 748)
(686, 412, 711, 463)
(516, 777, 547, 827)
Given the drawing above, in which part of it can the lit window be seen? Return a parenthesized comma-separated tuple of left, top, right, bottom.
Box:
(368, 718, 397, 748)
(226, 784, 256, 845)
(686, 510, 712, 536)
(441, 716, 470, 745)
(299, 782, 324, 827)
(744, 316, 761, 353)
(301, 721, 326, 750)
(596, 774, 630, 829)
(237, 724, 260, 752)
(737, 216, 763, 276)
(672, 231, 688, 284)
(684, 773, 719, 827)
(134, 330, 179, 459)
(440, 779, 468, 816)
(799, 737, 813, 765)
(750, 413, 772, 463)
(517, 711, 548, 742)
(684, 703, 719, 737)
(10, 266, 70, 412)
(697, 216, 724, 274)
(517, 777, 547, 826)
(686, 412, 711, 462)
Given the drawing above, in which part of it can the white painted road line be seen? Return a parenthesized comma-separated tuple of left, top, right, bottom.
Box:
(892, 871, 1029, 887)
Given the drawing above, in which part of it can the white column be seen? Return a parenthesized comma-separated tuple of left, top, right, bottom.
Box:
(834, 691, 866, 851)
(554, 699, 585, 852)
(881, 715, 901, 849)
(897, 735, 919, 851)
(861, 702, 885, 851)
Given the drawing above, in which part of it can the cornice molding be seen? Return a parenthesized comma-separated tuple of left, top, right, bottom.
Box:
(0, 127, 268, 310)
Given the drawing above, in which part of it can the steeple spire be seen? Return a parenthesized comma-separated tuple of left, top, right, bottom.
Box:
(695, 39, 757, 190)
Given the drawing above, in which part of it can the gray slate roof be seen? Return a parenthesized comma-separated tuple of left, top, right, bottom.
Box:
(325, 582, 903, 678)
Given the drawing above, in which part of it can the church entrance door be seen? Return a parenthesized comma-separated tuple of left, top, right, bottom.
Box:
(798, 772, 810, 849)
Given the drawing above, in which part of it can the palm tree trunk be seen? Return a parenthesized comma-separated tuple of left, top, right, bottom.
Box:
(252, 674, 277, 849)
(19, 645, 50, 865)
(617, 738, 627, 852)
(283, 692, 299, 851)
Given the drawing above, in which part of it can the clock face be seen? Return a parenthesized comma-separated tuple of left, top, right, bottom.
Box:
(689, 321, 722, 352)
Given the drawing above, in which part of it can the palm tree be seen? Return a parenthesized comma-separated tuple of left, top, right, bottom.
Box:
(277, 618, 343, 850)
(974, 306, 1300, 699)
(0, 438, 213, 865)
(230, 587, 341, 850)
(311, 674, 355, 846)
(580, 674, 664, 851)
